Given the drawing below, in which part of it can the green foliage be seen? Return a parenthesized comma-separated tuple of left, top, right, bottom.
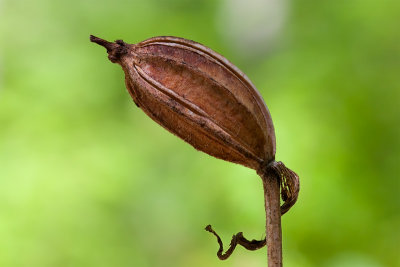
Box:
(1, 0, 399, 266)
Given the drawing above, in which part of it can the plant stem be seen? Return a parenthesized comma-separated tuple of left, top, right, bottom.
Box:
(261, 170, 282, 267)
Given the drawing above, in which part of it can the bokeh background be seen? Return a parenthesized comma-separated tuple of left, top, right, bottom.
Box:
(1, 0, 399, 266)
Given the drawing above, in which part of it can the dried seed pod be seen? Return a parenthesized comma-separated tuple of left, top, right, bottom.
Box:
(90, 35, 299, 265)
(90, 35, 275, 170)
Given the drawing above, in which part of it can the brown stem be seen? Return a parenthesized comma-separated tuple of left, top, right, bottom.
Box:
(261, 168, 282, 267)
(205, 161, 298, 264)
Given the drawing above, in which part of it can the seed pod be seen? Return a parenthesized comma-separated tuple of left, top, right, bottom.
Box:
(90, 35, 300, 265)
(90, 35, 275, 171)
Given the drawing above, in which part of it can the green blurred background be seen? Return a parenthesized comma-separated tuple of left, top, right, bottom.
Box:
(1, 0, 399, 266)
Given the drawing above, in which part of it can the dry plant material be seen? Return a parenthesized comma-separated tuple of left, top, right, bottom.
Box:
(90, 35, 299, 267)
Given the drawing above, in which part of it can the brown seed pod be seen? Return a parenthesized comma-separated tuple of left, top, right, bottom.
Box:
(91, 35, 275, 170)
(90, 35, 299, 266)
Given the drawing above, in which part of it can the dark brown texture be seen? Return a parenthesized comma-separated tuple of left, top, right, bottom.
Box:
(90, 35, 299, 267)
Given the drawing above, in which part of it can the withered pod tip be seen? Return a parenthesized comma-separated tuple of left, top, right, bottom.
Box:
(90, 35, 128, 63)
(90, 35, 114, 51)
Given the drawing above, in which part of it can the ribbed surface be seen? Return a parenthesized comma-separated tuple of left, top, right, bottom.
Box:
(119, 37, 276, 169)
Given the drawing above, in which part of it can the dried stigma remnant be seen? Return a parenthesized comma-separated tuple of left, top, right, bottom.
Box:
(90, 35, 299, 266)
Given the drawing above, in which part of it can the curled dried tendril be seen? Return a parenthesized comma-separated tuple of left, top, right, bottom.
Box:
(206, 160, 299, 260)
(205, 225, 266, 260)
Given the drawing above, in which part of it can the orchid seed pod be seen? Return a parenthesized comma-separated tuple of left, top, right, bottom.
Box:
(91, 35, 299, 266)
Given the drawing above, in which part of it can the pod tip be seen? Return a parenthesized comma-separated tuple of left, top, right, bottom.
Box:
(89, 35, 116, 52)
